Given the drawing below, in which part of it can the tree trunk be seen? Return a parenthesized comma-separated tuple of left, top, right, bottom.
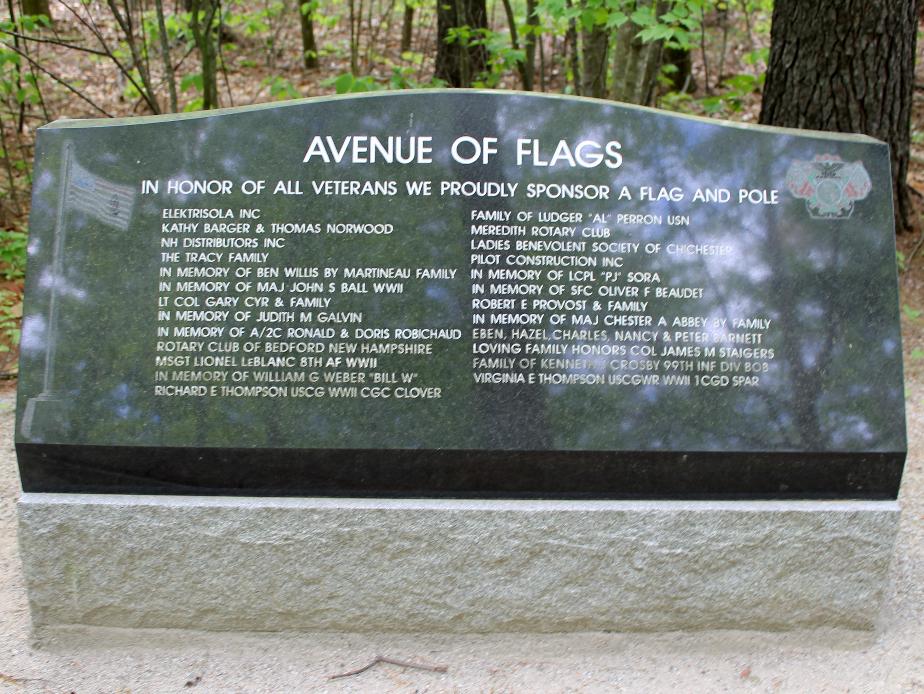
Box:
(21, 0, 51, 20)
(499, 0, 528, 89)
(401, 3, 414, 52)
(107, 0, 161, 113)
(580, 23, 608, 98)
(434, 0, 488, 87)
(189, 0, 219, 109)
(499, 0, 535, 90)
(565, 0, 579, 94)
(348, 0, 360, 75)
(759, 0, 917, 232)
(610, 0, 667, 106)
(155, 0, 179, 111)
(662, 45, 694, 93)
(6, 0, 24, 131)
(523, 0, 538, 90)
(299, 1, 319, 69)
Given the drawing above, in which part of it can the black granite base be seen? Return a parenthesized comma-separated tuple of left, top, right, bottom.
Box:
(16, 443, 905, 499)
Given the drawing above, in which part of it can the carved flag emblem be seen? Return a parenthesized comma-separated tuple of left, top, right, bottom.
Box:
(68, 159, 136, 231)
(785, 154, 871, 220)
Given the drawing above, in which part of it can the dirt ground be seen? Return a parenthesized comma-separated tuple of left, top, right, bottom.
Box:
(0, 356, 921, 694)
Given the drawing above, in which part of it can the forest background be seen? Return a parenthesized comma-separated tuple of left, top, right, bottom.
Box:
(0, 0, 921, 383)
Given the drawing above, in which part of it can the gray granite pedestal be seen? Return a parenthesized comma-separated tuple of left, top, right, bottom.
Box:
(17, 494, 899, 632)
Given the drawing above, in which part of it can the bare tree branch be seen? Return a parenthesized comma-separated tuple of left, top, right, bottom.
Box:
(154, 0, 178, 112)
(107, 0, 160, 112)
(57, 0, 159, 113)
(216, 0, 234, 107)
(0, 29, 109, 56)
(1, 42, 113, 117)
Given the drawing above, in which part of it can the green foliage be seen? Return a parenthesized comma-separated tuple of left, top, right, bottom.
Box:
(306, 0, 344, 30)
(0, 42, 41, 108)
(180, 73, 204, 111)
(0, 288, 20, 354)
(443, 24, 481, 48)
(0, 227, 25, 354)
(120, 67, 144, 102)
(634, 2, 701, 48)
(324, 63, 446, 95)
(743, 47, 769, 67)
(388, 58, 448, 89)
(659, 89, 694, 112)
(663, 70, 765, 117)
(442, 24, 526, 88)
(142, 7, 196, 63)
(551, 0, 707, 52)
(324, 72, 382, 94)
(261, 75, 300, 100)
(738, 0, 774, 32)
(0, 14, 47, 229)
(903, 304, 922, 321)
(161, 10, 190, 42)
(699, 71, 764, 113)
(0, 228, 27, 281)
(476, 31, 526, 88)
(226, 0, 286, 46)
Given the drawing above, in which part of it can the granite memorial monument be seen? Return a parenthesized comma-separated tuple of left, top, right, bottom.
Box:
(15, 91, 907, 631)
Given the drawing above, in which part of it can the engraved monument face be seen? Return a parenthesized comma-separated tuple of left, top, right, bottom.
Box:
(15, 91, 906, 497)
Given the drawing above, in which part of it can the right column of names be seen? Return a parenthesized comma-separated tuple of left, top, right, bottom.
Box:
(469, 207, 776, 389)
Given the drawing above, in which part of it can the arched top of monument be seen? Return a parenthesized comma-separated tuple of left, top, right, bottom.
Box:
(41, 89, 884, 146)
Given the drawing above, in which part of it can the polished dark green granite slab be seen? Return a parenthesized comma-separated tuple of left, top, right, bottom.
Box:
(15, 91, 906, 497)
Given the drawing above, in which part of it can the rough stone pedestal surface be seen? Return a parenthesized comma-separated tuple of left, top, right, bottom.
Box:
(17, 494, 899, 632)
